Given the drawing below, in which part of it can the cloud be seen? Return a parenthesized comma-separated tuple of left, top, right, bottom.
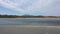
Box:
(0, 0, 55, 12)
(0, 0, 60, 16)
(0, 11, 11, 15)
(42, 0, 60, 16)
(0, 0, 24, 13)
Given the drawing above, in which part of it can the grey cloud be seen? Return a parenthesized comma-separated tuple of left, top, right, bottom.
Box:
(42, 0, 60, 16)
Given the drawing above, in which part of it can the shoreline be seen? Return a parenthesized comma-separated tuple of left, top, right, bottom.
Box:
(0, 18, 60, 20)
(0, 18, 60, 34)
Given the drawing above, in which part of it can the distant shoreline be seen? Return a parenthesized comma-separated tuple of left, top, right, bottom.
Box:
(0, 16, 60, 18)
(0, 17, 60, 18)
(0, 18, 60, 20)
(0, 15, 60, 18)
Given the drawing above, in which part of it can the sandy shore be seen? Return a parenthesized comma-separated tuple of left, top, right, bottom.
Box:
(0, 25, 60, 34)
(1, 18, 60, 20)
(0, 18, 60, 34)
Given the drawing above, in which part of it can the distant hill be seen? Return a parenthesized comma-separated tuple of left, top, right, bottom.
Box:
(0, 15, 60, 18)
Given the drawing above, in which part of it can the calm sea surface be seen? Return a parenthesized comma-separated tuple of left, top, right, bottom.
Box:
(0, 18, 60, 26)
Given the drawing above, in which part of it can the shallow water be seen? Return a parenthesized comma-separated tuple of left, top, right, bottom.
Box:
(0, 18, 60, 26)
(0, 18, 60, 34)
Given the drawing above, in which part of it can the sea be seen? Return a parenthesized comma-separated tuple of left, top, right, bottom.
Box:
(0, 18, 60, 26)
(0, 18, 60, 34)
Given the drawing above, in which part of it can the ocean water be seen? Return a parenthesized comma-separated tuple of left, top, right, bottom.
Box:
(0, 18, 60, 26)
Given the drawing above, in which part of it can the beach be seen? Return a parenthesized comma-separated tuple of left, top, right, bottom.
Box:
(0, 25, 60, 34)
(0, 18, 60, 34)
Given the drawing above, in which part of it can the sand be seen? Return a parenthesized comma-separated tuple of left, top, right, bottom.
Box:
(1, 18, 60, 20)
(0, 25, 60, 34)
(0, 18, 60, 34)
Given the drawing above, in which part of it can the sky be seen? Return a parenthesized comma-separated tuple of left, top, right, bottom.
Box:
(0, 0, 60, 16)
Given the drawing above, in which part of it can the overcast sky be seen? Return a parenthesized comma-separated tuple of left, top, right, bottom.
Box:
(0, 0, 60, 16)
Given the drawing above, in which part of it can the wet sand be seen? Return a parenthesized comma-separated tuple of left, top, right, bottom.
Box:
(0, 18, 60, 34)
(0, 25, 60, 34)
(1, 18, 60, 20)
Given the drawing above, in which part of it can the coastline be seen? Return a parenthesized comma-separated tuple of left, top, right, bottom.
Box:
(0, 18, 60, 34)
(0, 18, 60, 20)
